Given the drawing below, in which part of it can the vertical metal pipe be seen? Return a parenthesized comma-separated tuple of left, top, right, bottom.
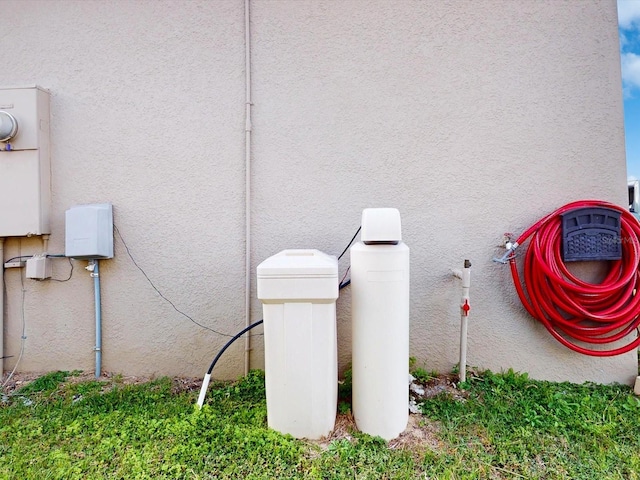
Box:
(243, 0, 253, 376)
(93, 260, 102, 378)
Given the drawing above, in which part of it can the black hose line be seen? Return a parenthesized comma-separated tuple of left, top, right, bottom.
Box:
(338, 226, 361, 260)
(206, 319, 264, 375)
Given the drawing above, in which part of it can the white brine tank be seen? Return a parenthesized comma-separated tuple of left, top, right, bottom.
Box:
(257, 249, 338, 440)
(351, 208, 410, 440)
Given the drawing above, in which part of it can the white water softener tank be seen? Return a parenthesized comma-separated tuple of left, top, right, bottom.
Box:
(351, 208, 410, 440)
(257, 249, 338, 439)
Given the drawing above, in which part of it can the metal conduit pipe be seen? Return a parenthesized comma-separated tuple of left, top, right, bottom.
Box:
(243, 0, 253, 376)
(0, 238, 4, 377)
(89, 259, 102, 378)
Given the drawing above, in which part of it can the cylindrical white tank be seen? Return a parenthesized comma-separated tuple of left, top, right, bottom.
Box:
(257, 249, 338, 440)
(351, 208, 409, 440)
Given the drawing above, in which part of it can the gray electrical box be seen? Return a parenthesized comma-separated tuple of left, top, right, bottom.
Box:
(0, 86, 51, 237)
(65, 204, 114, 259)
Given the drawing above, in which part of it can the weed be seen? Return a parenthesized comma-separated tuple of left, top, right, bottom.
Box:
(337, 366, 353, 414)
(337, 401, 351, 415)
(14, 370, 69, 396)
(409, 357, 438, 383)
(411, 367, 436, 384)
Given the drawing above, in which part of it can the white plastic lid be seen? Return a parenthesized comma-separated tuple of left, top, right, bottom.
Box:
(257, 249, 338, 277)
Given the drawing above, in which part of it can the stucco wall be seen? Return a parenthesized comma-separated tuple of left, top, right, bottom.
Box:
(1, 0, 634, 384)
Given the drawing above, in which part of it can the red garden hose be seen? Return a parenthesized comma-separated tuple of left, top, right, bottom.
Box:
(508, 200, 640, 356)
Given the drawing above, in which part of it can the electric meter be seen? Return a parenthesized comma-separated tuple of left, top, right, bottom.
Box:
(0, 111, 18, 142)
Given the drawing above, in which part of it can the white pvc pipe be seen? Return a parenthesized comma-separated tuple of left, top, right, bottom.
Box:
(0, 238, 4, 377)
(459, 317, 468, 383)
(196, 373, 211, 408)
(243, 0, 253, 376)
(459, 260, 471, 383)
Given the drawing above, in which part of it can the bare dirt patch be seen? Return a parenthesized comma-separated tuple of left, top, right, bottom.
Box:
(1, 371, 206, 397)
(388, 414, 443, 451)
(306, 413, 443, 458)
(1, 371, 46, 396)
(307, 373, 468, 453)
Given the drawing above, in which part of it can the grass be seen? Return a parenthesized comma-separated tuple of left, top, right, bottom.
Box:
(420, 369, 640, 479)
(0, 369, 639, 479)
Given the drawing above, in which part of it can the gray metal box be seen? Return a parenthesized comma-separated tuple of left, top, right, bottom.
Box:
(0, 86, 51, 237)
(65, 204, 114, 259)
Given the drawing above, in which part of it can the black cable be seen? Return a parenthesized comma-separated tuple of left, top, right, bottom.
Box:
(113, 224, 250, 338)
(206, 319, 264, 375)
(7, 254, 66, 263)
(337, 226, 361, 260)
(5, 256, 32, 263)
(51, 258, 74, 282)
(336, 226, 360, 287)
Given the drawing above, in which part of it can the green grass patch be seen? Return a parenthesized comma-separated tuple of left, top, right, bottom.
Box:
(1, 368, 639, 479)
(420, 369, 640, 479)
(14, 370, 71, 396)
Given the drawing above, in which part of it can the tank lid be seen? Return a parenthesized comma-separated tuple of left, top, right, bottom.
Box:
(257, 249, 338, 277)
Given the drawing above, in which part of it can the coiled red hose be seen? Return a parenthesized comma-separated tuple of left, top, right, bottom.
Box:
(509, 200, 640, 356)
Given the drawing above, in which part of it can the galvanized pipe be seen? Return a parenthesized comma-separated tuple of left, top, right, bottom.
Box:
(243, 0, 253, 376)
(0, 238, 4, 377)
(92, 260, 102, 378)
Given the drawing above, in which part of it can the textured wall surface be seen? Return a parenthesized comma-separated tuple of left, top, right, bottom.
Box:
(0, 0, 634, 384)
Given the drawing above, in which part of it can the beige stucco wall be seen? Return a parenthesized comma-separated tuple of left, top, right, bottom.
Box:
(0, 0, 634, 384)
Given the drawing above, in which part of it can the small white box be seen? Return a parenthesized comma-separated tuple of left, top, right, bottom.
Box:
(26, 256, 52, 279)
(65, 204, 114, 259)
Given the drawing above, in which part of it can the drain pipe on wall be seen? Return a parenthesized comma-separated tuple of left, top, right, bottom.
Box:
(452, 260, 471, 383)
(243, 0, 253, 376)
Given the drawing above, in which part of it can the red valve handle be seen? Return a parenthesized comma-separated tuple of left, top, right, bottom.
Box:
(461, 299, 470, 316)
